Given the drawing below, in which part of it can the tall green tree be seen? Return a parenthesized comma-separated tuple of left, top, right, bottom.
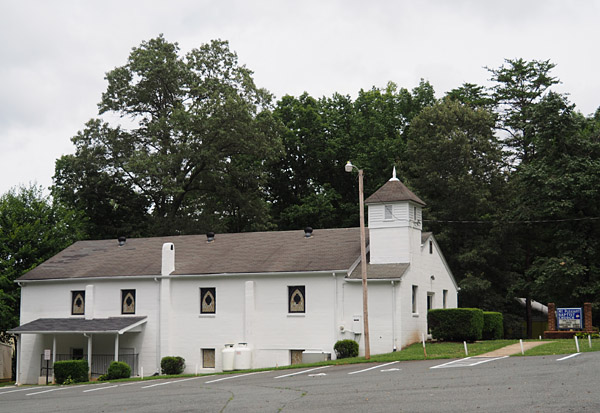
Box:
(508, 93, 600, 313)
(53, 36, 282, 237)
(488, 58, 559, 164)
(269, 81, 436, 230)
(404, 99, 505, 309)
(0, 185, 84, 342)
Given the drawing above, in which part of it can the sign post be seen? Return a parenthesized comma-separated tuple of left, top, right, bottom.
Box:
(44, 349, 51, 385)
(556, 308, 582, 330)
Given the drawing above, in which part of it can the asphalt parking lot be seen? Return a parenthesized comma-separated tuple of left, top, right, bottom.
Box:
(1, 352, 597, 412)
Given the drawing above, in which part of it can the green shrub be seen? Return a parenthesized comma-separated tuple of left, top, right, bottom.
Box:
(428, 308, 484, 342)
(334, 339, 359, 359)
(575, 332, 600, 339)
(482, 312, 504, 340)
(161, 356, 185, 375)
(106, 361, 131, 379)
(54, 360, 88, 384)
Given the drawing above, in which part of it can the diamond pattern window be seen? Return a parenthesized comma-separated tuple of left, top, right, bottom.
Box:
(121, 289, 136, 314)
(71, 291, 85, 315)
(200, 288, 216, 314)
(288, 286, 305, 313)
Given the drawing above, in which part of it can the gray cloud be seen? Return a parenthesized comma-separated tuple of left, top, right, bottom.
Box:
(1, 0, 598, 195)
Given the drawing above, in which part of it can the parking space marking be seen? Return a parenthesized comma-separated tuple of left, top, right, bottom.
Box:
(26, 387, 69, 396)
(205, 370, 271, 384)
(274, 366, 331, 379)
(430, 356, 507, 369)
(83, 385, 118, 393)
(348, 361, 399, 375)
(557, 353, 581, 361)
(0, 387, 35, 395)
(470, 356, 508, 365)
(141, 376, 202, 389)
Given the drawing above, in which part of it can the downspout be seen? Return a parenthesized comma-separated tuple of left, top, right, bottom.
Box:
(391, 281, 396, 351)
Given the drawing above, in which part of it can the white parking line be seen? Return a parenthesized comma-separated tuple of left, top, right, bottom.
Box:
(83, 385, 118, 393)
(141, 376, 202, 389)
(26, 387, 69, 396)
(430, 358, 471, 369)
(274, 366, 331, 379)
(470, 356, 508, 365)
(430, 356, 508, 369)
(0, 387, 35, 395)
(205, 371, 271, 384)
(557, 353, 581, 361)
(348, 361, 399, 375)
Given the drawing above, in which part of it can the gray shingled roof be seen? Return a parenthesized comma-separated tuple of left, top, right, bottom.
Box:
(365, 179, 426, 206)
(348, 263, 410, 280)
(9, 317, 147, 334)
(19, 228, 367, 281)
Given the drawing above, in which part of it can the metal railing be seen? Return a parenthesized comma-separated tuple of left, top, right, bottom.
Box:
(40, 353, 138, 377)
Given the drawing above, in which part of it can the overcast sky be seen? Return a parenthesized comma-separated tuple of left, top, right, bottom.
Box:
(1, 0, 599, 196)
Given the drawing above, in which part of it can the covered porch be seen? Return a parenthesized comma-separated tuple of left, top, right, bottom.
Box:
(10, 316, 147, 384)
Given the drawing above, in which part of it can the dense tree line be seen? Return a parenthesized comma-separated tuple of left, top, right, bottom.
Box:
(2, 36, 600, 340)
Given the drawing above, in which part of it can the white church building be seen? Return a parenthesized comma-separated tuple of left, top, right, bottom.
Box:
(11, 173, 458, 384)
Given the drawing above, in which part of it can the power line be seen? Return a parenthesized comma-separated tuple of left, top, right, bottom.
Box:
(423, 217, 600, 225)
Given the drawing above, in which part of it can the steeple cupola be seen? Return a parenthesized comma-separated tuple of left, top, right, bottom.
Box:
(365, 168, 425, 264)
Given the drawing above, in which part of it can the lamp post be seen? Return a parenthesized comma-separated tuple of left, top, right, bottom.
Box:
(345, 161, 370, 360)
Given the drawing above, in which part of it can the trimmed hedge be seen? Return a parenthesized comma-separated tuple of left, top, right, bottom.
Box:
(54, 360, 88, 384)
(334, 339, 359, 359)
(161, 356, 185, 375)
(428, 308, 484, 342)
(106, 361, 131, 379)
(482, 312, 504, 340)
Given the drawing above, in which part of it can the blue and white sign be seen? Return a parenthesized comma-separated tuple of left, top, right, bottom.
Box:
(557, 307, 582, 330)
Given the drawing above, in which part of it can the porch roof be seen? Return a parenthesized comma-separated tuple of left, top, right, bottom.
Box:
(9, 316, 147, 334)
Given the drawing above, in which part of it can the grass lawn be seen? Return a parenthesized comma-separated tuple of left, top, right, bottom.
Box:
(521, 337, 600, 356)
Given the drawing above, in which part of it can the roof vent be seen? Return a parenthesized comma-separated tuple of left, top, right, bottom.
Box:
(304, 227, 313, 238)
(206, 232, 215, 243)
(118, 236, 126, 246)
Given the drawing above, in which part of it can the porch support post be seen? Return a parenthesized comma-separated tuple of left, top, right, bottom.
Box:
(114, 333, 119, 362)
(87, 334, 92, 380)
(15, 335, 21, 385)
(52, 335, 57, 383)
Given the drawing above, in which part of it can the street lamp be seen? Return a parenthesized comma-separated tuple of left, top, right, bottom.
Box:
(345, 161, 370, 360)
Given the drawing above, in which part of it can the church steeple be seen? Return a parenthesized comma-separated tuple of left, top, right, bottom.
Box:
(365, 168, 424, 264)
(365, 168, 425, 206)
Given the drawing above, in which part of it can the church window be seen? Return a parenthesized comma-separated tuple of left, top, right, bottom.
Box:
(288, 286, 305, 313)
(200, 288, 216, 314)
(71, 291, 85, 315)
(121, 289, 136, 314)
(412, 285, 418, 314)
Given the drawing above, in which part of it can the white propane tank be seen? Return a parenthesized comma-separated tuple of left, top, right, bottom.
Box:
(233, 343, 252, 370)
(222, 344, 235, 371)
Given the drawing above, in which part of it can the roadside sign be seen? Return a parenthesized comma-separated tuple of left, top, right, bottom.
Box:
(556, 308, 582, 330)
(44, 349, 51, 361)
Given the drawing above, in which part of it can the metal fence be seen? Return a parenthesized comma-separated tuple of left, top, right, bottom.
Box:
(40, 353, 138, 377)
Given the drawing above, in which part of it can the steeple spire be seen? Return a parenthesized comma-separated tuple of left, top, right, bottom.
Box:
(389, 166, 399, 182)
